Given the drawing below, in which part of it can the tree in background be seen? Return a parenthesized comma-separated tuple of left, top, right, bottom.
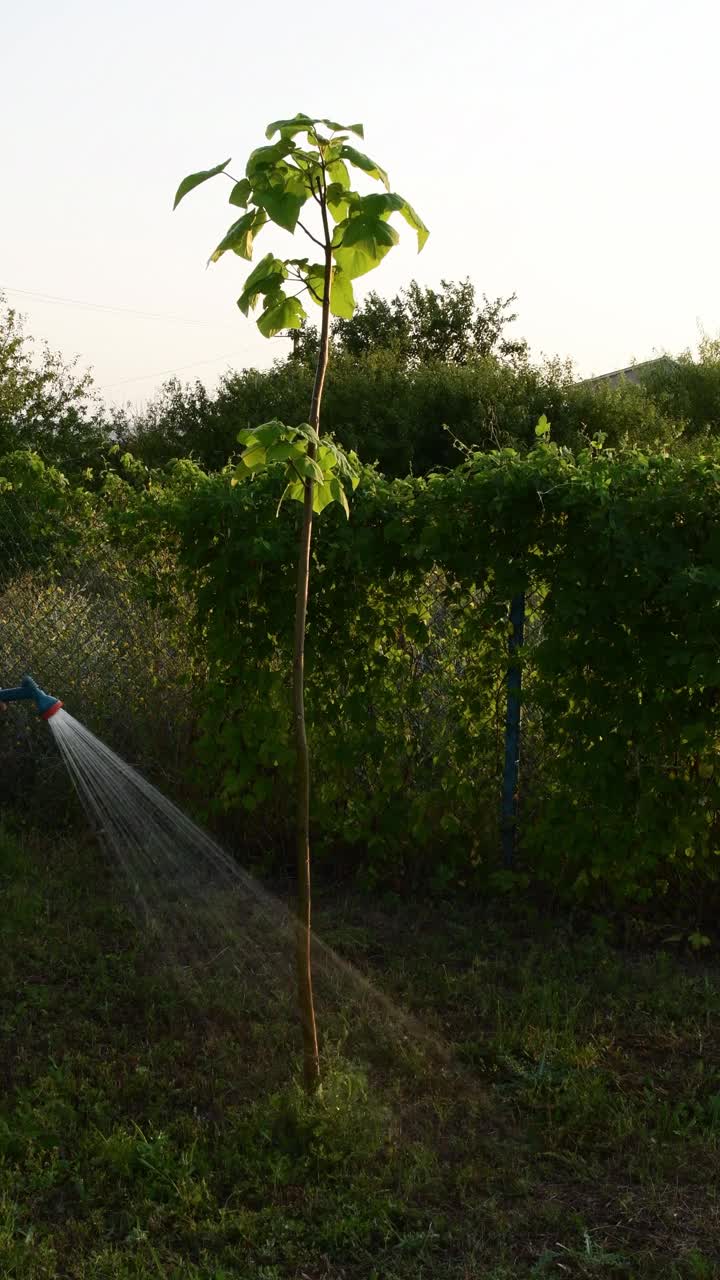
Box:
(112, 377, 215, 466)
(121, 350, 685, 478)
(0, 296, 107, 469)
(640, 334, 720, 440)
(292, 279, 527, 367)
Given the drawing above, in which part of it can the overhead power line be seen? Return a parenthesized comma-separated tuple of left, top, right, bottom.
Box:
(1, 284, 239, 332)
(1, 281, 290, 395)
(99, 351, 245, 391)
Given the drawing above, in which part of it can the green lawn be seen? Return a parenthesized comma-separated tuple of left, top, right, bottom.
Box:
(1, 823, 719, 1279)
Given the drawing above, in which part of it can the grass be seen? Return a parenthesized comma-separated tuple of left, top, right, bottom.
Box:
(1, 822, 720, 1278)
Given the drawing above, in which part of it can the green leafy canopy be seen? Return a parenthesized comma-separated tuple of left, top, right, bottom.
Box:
(176, 112, 427, 1091)
(232, 419, 360, 517)
(173, 113, 428, 338)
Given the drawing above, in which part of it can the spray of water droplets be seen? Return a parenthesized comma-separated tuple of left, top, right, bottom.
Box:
(49, 708, 451, 1073)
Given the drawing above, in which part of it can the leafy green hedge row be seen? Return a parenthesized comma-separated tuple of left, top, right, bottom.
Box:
(121, 351, 685, 477)
(4, 444, 720, 902)
(90, 440, 720, 904)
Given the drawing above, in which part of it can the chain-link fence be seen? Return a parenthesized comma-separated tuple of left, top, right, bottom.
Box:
(0, 473, 203, 814)
(0, 461, 541, 874)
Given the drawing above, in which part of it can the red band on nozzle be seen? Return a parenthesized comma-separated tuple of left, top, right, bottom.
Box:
(41, 701, 63, 720)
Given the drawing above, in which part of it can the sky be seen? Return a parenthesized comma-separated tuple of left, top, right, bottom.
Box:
(3, 0, 719, 406)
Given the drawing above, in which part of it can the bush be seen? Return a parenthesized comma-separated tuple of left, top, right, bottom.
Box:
(7, 440, 720, 907)
(0, 453, 203, 814)
(96, 441, 720, 905)
(641, 337, 720, 439)
(0, 298, 108, 470)
(122, 352, 683, 477)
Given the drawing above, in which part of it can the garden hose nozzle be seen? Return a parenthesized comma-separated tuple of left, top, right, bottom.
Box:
(0, 675, 63, 720)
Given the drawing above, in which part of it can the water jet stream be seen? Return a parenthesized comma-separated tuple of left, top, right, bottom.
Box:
(48, 708, 451, 1072)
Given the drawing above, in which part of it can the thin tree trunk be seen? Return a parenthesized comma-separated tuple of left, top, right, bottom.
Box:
(294, 187, 333, 1093)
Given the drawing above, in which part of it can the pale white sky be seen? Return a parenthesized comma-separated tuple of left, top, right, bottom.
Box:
(3, 0, 719, 405)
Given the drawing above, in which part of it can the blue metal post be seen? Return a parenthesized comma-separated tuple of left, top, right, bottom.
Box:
(501, 592, 525, 869)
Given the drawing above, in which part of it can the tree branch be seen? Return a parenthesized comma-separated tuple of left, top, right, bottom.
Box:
(298, 220, 324, 248)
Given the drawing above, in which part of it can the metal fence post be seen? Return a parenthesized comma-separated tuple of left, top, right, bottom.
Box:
(501, 591, 525, 869)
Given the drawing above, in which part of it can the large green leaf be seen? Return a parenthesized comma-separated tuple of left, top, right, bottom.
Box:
(353, 192, 398, 214)
(329, 475, 351, 518)
(353, 192, 429, 251)
(254, 183, 305, 233)
(248, 156, 309, 232)
(315, 436, 360, 486)
(339, 145, 389, 190)
(294, 454, 325, 484)
(265, 113, 316, 140)
(265, 115, 364, 140)
(326, 160, 353, 222)
(267, 441, 305, 464)
(327, 159, 351, 188)
(302, 263, 328, 307)
(244, 421, 360, 516)
(229, 178, 252, 208)
(321, 118, 364, 138)
(316, 444, 338, 472)
(237, 444, 267, 472)
(313, 480, 336, 514)
(348, 190, 425, 250)
(333, 215, 399, 279)
(208, 209, 267, 263)
(257, 292, 306, 338)
(329, 268, 355, 318)
(244, 140, 298, 180)
(299, 262, 354, 317)
(395, 196, 429, 251)
(241, 254, 286, 294)
(290, 149, 324, 180)
(245, 141, 295, 182)
(294, 422, 321, 447)
(237, 254, 288, 315)
(322, 140, 347, 165)
(239, 420, 290, 447)
(327, 185, 351, 224)
(173, 158, 231, 209)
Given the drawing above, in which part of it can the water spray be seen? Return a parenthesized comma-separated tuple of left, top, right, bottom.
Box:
(0, 677, 451, 1081)
(0, 674, 63, 720)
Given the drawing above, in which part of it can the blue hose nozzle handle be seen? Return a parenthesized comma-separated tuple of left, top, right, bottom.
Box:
(0, 675, 63, 719)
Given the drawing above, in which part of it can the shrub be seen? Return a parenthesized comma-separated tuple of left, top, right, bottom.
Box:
(122, 352, 683, 477)
(7, 441, 720, 907)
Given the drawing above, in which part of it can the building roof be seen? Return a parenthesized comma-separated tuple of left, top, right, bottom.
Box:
(579, 356, 677, 391)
